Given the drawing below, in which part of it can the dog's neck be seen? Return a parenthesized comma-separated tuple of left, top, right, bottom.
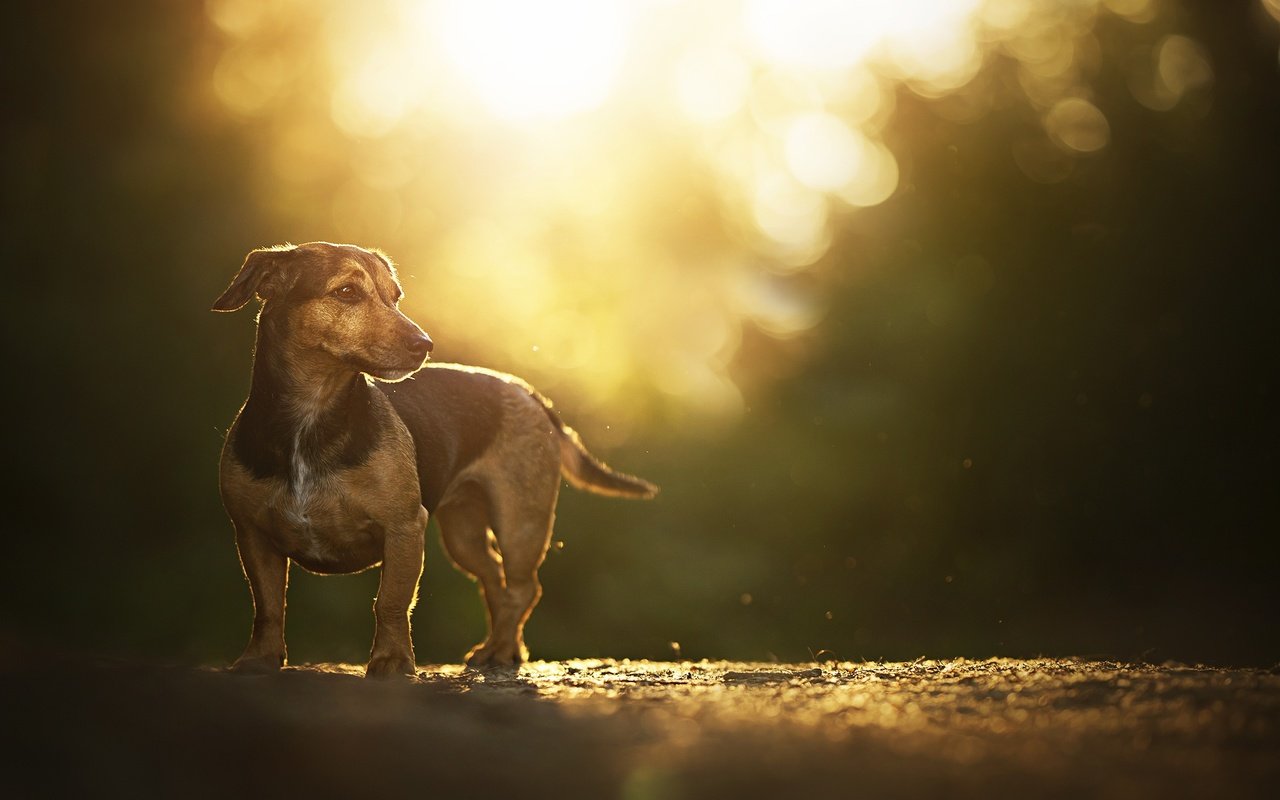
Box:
(233, 317, 380, 486)
(255, 350, 359, 431)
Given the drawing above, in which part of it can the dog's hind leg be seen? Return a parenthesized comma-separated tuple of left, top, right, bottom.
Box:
(448, 391, 564, 667)
(468, 474, 559, 667)
(436, 484, 509, 665)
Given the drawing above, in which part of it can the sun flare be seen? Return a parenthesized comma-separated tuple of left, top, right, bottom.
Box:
(432, 0, 631, 121)
(205, 0, 1199, 429)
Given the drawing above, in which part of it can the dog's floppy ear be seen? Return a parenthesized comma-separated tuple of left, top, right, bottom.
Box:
(211, 246, 293, 312)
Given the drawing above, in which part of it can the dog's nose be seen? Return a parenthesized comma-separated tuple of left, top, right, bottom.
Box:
(406, 331, 433, 359)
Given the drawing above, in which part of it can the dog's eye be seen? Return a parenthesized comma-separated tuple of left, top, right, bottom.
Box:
(332, 284, 362, 303)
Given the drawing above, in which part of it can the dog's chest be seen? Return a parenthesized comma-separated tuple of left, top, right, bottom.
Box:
(267, 473, 381, 566)
(221, 401, 421, 573)
(218, 459, 383, 572)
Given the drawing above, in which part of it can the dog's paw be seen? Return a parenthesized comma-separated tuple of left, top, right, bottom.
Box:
(231, 652, 284, 674)
(464, 640, 528, 669)
(366, 653, 417, 680)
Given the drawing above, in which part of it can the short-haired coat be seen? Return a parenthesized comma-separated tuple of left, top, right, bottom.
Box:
(213, 242, 656, 677)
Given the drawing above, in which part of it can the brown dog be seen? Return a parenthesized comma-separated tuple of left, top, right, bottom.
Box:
(213, 242, 657, 677)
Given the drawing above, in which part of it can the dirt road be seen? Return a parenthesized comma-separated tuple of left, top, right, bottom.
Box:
(4, 657, 1276, 798)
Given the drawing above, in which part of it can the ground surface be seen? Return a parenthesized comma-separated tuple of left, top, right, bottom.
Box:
(4, 657, 1277, 798)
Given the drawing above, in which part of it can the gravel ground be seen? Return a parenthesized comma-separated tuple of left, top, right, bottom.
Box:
(4, 657, 1277, 798)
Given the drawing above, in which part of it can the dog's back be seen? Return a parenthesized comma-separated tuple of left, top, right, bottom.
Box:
(378, 364, 514, 512)
(380, 363, 657, 513)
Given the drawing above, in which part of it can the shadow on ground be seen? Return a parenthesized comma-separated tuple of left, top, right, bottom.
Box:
(3, 656, 1277, 798)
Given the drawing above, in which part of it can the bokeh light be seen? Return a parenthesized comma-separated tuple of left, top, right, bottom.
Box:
(434, 0, 632, 121)
(202, 0, 1213, 430)
(1044, 97, 1110, 154)
(14, 0, 1280, 677)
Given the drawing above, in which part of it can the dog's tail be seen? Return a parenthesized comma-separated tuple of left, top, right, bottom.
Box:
(537, 398, 659, 500)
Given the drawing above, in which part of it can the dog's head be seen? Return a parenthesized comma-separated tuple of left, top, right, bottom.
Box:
(213, 242, 433, 381)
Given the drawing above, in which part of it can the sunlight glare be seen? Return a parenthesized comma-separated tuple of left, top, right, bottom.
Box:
(784, 113, 870, 193)
(749, 70, 825, 136)
(677, 45, 752, 123)
(204, 0, 1201, 419)
(752, 171, 831, 267)
(838, 144, 899, 208)
(434, 0, 631, 122)
(746, 0, 886, 72)
(746, 0, 982, 74)
(331, 52, 412, 137)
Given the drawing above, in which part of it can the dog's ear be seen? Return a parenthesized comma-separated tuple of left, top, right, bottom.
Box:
(211, 247, 292, 312)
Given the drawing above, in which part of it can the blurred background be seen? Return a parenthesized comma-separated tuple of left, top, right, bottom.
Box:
(3, 0, 1278, 667)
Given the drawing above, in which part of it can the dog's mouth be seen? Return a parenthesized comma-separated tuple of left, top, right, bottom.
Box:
(349, 340, 430, 381)
(366, 353, 429, 382)
(371, 368, 415, 382)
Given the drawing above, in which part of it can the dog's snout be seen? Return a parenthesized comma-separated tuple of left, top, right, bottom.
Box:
(406, 331, 433, 359)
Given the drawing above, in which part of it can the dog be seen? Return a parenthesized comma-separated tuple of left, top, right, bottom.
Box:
(212, 242, 657, 678)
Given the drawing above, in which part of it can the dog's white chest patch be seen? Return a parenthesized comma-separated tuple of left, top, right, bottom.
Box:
(246, 409, 383, 572)
(269, 430, 339, 561)
(287, 435, 315, 523)
(270, 481, 347, 564)
(264, 456, 376, 568)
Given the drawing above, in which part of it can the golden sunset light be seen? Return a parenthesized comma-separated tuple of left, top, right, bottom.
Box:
(10, 1, 1280, 794)
(200, 0, 1200, 433)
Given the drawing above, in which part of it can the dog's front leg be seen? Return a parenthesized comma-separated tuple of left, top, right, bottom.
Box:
(367, 506, 428, 679)
(232, 523, 289, 673)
